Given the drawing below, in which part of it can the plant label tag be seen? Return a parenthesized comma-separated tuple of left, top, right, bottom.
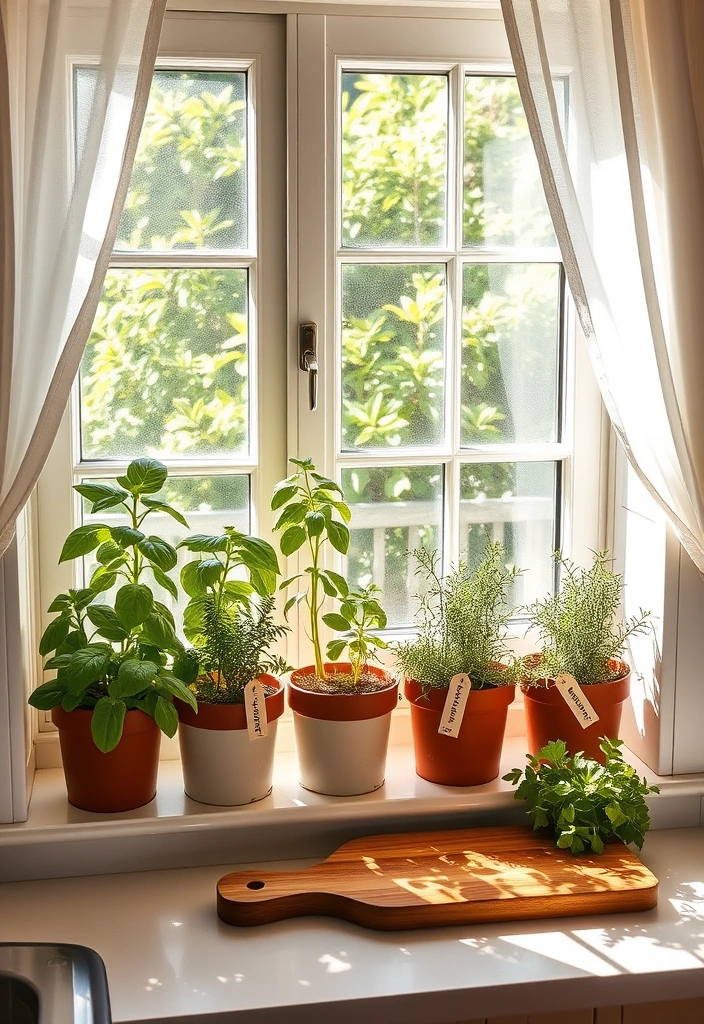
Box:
(554, 674, 600, 729)
(244, 679, 268, 740)
(438, 673, 472, 738)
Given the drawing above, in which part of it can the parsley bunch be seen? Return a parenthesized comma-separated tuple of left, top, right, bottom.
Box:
(504, 738, 659, 854)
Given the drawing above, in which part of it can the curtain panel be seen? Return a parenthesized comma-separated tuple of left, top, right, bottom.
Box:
(0, 0, 167, 555)
(500, 0, 704, 572)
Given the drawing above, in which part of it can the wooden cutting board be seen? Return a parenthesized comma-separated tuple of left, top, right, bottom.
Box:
(217, 825, 658, 930)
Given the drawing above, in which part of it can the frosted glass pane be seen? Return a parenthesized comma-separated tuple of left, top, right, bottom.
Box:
(343, 465, 443, 626)
(80, 268, 248, 461)
(460, 461, 557, 605)
(461, 264, 560, 445)
(115, 70, 248, 251)
(464, 76, 555, 247)
(341, 265, 446, 450)
(341, 73, 448, 248)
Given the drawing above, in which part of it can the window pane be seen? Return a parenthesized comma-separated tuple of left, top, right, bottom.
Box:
(341, 73, 448, 248)
(461, 264, 560, 445)
(81, 475, 250, 619)
(343, 465, 444, 626)
(460, 461, 556, 606)
(341, 264, 446, 449)
(463, 76, 554, 247)
(115, 70, 247, 251)
(80, 268, 248, 461)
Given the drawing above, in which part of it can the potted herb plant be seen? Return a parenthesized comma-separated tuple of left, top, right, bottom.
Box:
(504, 738, 658, 854)
(522, 551, 651, 763)
(396, 543, 520, 786)
(175, 527, 288, 806)
(28, 459, 198, 812)
(272, 458, 398, 797)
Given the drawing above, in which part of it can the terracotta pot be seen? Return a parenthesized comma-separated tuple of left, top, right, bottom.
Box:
(405, 678, 515, 786)
(176, 674, 285, 806)
(288, 663, 398, 796)
(522, 659, 631, 763)
(52, 706, 161, 812)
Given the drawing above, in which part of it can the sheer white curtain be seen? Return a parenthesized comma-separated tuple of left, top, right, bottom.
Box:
(500, 0, 704, 571)
(0, 0, 166, 554)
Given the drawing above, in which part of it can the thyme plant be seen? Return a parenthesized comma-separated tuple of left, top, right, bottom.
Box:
(179, 528, 288, 703)
(525, 551, 651, 687)
(395, 543, 520, 691)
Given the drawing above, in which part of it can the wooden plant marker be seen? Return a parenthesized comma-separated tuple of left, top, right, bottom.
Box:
(217, 825, 658, 930)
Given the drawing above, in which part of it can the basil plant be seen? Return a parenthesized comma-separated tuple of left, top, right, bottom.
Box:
(29, 459, 198, 752)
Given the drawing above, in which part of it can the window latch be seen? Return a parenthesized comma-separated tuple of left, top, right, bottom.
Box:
(299, 322, 318, 411)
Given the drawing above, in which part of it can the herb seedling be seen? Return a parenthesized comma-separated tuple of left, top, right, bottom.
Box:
(525, 551, 651, 687)
(324, 583, 388, 684)
(271, 458, 352, 680)
(395, 542, 520, 692)
(504, 738, 659, 853)
(29, 459, 197, 752)
(178, 527, 288, 702)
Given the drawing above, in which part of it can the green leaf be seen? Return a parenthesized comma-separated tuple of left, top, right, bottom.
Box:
(91, 494, 130, 514)
(59, 524, 111, 563)
(109, 659, 158, 699)
(110, 526, 145, 549)
(197, 558, 225, 588)
(28, 679, 67, 710)
(172, 649, 200, 686)
(322, 612, 351, 632)
(181, 560, 207, 598)
(74, 482, 129, 505)
(326, 570, 349, 596)
(178, 534, 229, 553)
(326, 639, 347, 662)
(117, 458, 168, 496)
(115, 584, 154, 630)
(158, 671, 198, 712)
(65, 645, 112, 694)
(280, 525, 307, 556)
(153, 695, 178, 737)
(39, 615, 71, 656)
(318, 572, 336, 598)
(90, 569, 119, 595)
(47, 594, 71, 613)
(222, 580, 255, 604)
(139, 497, 189, 527)
(91, 697, 126, 752)
(151, 565, 178, 600)
(311, 473, 344, 494)
(275, 502, 308, 532)
(605, 802, 628, 827)
(271, 483, 298, 510)
(85, 605, 129, 642)
(61, 692, 84, 712)
(327, 520, 350, 555)
(237, 536, 281, 576)
(283, 591, 306, 618)
(137, 536, 178, 572)
(140, 611, 180, 652)
(96, 540, 125, 566)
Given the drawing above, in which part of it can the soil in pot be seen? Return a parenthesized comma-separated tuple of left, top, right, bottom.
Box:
(176, 673, 285, 806)
(522, 659, 631, 764)
(53, 706, 161, 813)
(405, 678, 515, 786)
(288, 662, 398, 797)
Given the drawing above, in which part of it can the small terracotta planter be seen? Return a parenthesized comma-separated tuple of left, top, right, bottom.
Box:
(52, 706, 161, 813)
(405, 678, 515, 786)
(288, 663, 398, 796)
(176, 674, 285, 806)
(522, 659, 631, 763)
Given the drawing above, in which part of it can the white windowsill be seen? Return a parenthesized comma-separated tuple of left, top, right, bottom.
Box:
(3, 734, 704, 883)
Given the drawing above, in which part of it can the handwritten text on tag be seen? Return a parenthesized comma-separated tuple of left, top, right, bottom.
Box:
(244, 679, 268, 740)
(438, 673, 472, 738)
(554, 673, 599, 729)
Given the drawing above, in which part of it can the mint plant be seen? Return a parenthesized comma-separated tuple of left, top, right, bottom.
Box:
(28, 458, 197, 752)
(525, 551, 651, 687)
(395, 542, 521, 692)
(324, 583, 388, 684)
(504, 738, 659, 854)
(272, 458, 352, 680)
(178, 528, 289, 702)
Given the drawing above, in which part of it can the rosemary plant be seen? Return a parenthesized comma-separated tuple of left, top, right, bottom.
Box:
(524, 551, 651, 687)
(395, 543, 521, 691)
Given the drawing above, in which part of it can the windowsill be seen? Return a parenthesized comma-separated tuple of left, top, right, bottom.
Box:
(2, 736, 704, 883)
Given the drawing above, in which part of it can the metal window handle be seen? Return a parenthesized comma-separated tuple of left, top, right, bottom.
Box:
(299, 322, 319, 411)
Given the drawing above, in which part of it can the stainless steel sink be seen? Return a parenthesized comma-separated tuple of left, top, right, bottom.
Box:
(0, 944, 111, 1024)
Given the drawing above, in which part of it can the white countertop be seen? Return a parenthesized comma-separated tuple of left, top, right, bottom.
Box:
(2, 827, 704, 1023)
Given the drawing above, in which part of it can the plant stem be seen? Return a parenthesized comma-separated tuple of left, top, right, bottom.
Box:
(302, 467, 326, 679)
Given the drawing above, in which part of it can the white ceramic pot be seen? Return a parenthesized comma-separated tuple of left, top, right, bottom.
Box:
(176, 674, 284, 807)
(288, 663, 398, 797)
